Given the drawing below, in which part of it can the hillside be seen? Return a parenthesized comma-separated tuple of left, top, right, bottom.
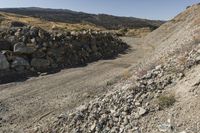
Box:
(0, 12, 103, 31)
(1, 3, 200, 133)
(25, 3, 200, 133)
(0, 7, 164, 30)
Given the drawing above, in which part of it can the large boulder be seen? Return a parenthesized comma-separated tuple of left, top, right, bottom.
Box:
(11, 57, 30, 71)
(0, 53, 9, 70)
(0, 40, 11, 51)
(31, 58, 50, 69)
(32, 51, 46, 58)
(14, 42, 36, 54)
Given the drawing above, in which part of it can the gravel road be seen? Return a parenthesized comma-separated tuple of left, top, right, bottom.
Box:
(0, 37, 153, 132)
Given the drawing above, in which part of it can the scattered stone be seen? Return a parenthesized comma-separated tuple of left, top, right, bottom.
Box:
(90, 122, 96, 131)
(137, 107, 147, 117)
(195, 55, 200, 63)
(30, 44, 200, 132)
(158, 123, 172, 132)
(155, 65, 162, 70)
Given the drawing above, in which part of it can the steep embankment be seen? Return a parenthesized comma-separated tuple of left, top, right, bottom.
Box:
(144, 4, 200, 60)
(28, 4, 200, 133)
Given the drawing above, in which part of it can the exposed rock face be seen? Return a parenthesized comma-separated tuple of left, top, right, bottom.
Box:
(0, 25, 128, 75)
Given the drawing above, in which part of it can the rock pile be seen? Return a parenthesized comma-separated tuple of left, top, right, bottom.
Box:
(31, 44, 200, 133)
(0, 25, 128, 78)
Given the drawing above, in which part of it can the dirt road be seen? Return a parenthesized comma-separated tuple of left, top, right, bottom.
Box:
(0, 37, 153, 132)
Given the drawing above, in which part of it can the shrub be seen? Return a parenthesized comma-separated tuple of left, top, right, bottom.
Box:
(106, 80, 114, 86)
(121, 69, 132, 80)
(158, 94, 176, 109)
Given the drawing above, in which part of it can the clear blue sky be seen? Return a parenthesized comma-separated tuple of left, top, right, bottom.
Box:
(0, 0, 199, 20)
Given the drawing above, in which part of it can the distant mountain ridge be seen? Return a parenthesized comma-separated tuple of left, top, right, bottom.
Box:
(0, 7, 165, 30)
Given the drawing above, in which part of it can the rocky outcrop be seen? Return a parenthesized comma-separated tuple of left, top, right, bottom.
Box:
(0, 25, 128, 77)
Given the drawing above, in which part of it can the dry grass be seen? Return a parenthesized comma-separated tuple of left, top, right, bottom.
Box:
(121, 69, 132, 80)
(125, 27, 152, 38)
(115, 27, 152, 37)
(157, 94, 176, 109)
(177, 55, 188, 66)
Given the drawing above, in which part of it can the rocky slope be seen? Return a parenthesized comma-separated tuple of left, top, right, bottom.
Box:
(28, 3, 200, 133)
(0, 7, 164, 30)
(0, 23, 128, 83)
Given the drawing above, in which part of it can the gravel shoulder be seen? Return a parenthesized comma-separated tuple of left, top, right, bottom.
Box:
(0, 37, 153, 132)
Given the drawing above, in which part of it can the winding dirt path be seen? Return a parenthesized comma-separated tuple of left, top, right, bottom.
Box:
(0, 37, 153, 132)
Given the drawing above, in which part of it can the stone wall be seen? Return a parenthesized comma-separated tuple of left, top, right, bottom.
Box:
(0, 25, 128, 80)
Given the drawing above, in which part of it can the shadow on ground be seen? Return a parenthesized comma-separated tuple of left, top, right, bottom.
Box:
(0, 46, 130, 85)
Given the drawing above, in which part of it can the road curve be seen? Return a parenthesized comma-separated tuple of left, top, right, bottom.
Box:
(0, 37, 152, 132)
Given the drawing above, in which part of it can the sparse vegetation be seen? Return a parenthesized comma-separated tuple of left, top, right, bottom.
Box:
(177, 55, 188, 66)
(158, 94, 176, 109)
(121, 69, 132, 80)
(106, 80, 115, 86)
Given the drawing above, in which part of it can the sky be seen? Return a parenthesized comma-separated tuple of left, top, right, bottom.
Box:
(0, 0, 199, 20)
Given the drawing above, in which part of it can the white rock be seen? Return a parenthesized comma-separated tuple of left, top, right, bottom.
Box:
(196, 55, 200, 61)
(158, 123, 172, 132)
(197, 49, 200, 54)
(179, 131, 186, 133)
(137, 107, 147, 116)
(90, 122, 96, 131)
(135, 102, 141, 106)
(155, 65, 162, 70)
